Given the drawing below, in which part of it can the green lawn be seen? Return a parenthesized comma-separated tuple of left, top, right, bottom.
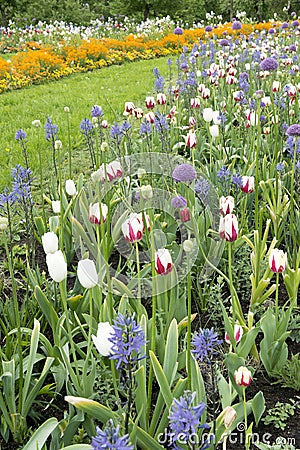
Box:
(0, 56, 171, 190)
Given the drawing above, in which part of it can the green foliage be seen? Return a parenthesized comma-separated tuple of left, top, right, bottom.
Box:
(259, 307, 291, 377)
(262, 398, 300, 431)
(274, 354, 300, 390)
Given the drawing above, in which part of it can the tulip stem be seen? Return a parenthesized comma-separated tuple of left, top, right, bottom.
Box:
(187, 253, 192, 391)
(243, 388, 249, 450)
(135, 242, 142, 315)
(59, 280, 80, 382)
(275, 272, 279, 325)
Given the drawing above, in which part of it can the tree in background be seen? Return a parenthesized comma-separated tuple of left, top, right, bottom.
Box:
(1, 0, 299, 27)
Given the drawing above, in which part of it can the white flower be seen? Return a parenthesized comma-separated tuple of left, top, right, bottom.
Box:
(203, 107, 213, 122)
(141, 184, 153, 200)
(92, 322, 114, 356)
(77, 259, 98, 289)
(54, 140, 63, 150)
(65, 179, 77, 196)
(42, 232, 58, 254)
(32, 120, 41, 128)
(209, 124, 219, 138)
(52, 201, 60, 214)
(46, 250, 67, 282)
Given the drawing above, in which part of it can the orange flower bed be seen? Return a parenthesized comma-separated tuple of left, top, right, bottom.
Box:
(0, 21, 283, 93)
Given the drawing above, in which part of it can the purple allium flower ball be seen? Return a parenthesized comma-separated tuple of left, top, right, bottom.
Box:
(268, 28, 275, 34)
(204, 25, 213, 32)
(292, 20, 299, 26)
(232, 20, 242, 30)
(174, 27, 183, 35)
(220, 38, 229, 46)
(281, 22, 289, 29)
(171, 195, 187, 208)
(260, 57, 279, 71)
(172, 164, 197, 182)
(286, 124, 300, 136)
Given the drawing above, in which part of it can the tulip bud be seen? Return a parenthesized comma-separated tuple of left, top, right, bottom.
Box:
(269, 248, 287, 273)
(141, 184, 153, 200)
(0, 217, 8, 230)
(225, 324, 243, 344)
(65, 179, 77, 196)
(89, 202, 108, 224)
(92, 322, 114, 356)
(183, 239, 194, 253)
(219, 214, 238, 241)
(77, 259, 98, 289)
(46, 250, 67, 282)
(155, 248, 173, 275)
(54, 140, 62, 150)
(156, 93, 166, 105)
(52, 200, 60, 214)
(203, 107, 213, 122)
(42, 231, 58, 254)
(121, 213, 144, 243)
(145, 112, 155, 123)
(191, 97, 201, 108)
(234, 366, 253, 387)
(212, 110, 222, 125)
(219, 196, 235, 216)
(223, 406, 237, 429)
(209, 124, 219, 138)
(124, 102, 135, 115)
(241, 176, 255, 193)
(145, 96, 155, 109)
(186, 131, 197, 148)
(189, 116, 196, 127)
(180, 208, 191, 222)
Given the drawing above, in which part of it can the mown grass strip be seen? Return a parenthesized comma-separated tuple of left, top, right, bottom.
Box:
(0, 56, 170, 190)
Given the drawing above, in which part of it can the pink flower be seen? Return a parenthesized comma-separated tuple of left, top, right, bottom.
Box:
(145, 112, 155, 123)
(219, 196, 235, 216)
(145, 96, 156, 109)
(234, 366, 252, 387)
(186, 131, 197, 148)
(124, 102, 136, 115)
(89, 202, 108, 224)
(269, 249, 287, 273)
(241, 176, 255, 193)
(156, 93, 166, 105)
(121, 213, 144, 243)
(225, 324, 243, 344)
(155, 249, 173, 275)
(91, 161, 123, 183)
(180, 208, 191, 222)
(219, 214, 238, 241)
(191, 97, 201, 108)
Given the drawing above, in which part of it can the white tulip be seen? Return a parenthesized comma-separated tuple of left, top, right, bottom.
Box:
(77, 259, 98, 289)
(42, 232, 58, 254)
(46, 250, 67, 282)
(203, 107, 213, 122)
(52, 200, 60, 214)
(209, 124, 219, 138)
(92, 322, 114, 356)
(65, 179, 77, 196)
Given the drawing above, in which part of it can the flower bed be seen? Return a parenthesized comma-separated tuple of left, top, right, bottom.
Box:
(0, 13, 300, 450)
(0, 20, 282, 93)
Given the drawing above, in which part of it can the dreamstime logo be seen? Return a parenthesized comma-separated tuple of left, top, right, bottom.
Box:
(72, 152, 223, 297)
(157, 424, 297, 447)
